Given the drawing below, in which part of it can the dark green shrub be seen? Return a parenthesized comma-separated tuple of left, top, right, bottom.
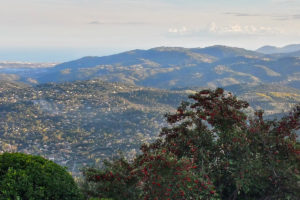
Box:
(81, 158, 138, 200)
(0, 152, 83, 200)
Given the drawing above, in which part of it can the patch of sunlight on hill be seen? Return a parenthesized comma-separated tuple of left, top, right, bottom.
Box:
(256, 93, 273, 101)
(184, 89, 197, 94)
(269, 92, 300, 100)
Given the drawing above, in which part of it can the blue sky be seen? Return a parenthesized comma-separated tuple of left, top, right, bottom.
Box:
(1, 0, 300, 62)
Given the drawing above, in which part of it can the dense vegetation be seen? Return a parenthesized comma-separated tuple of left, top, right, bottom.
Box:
(1, 46, 300, 199)
(0, 80, 188, 174)
(0, 152, 82, 200)
(0, 80, 299, 175)
(81, 88, 300, 200)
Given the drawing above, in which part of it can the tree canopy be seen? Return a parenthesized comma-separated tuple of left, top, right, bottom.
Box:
(82, 88, 300, 200)
(0, 152, 83, 200)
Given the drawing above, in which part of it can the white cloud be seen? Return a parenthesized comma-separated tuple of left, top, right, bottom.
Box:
(209, 22, 218, 32)
(208, 22, 283, 35)
(168, 26, 188, 34)
(272, 0, 298, 4)
(88, 20, 148, 25)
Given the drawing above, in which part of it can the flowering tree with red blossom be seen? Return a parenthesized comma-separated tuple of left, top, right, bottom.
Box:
(81, 88, 300, 200)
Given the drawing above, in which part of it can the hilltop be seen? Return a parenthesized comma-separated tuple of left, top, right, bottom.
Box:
(1, 45, 300, 173)
(256, 44, 300, 54)
(2, 45, 298, 91)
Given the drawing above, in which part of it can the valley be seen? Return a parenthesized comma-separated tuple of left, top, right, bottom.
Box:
(0, 45, 300, 174)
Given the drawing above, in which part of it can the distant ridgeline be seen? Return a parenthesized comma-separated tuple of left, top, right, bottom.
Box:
(0, 45, 300, 173)
(0, 45, 300, 90)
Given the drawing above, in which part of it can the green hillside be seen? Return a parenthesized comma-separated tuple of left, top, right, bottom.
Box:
(0, 80, 189, 174)
(0, 80, 299, 174)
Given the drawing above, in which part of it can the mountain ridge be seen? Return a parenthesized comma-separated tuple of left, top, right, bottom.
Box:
(30, 46, 300, 91)
(256, 44, 300, 54)
(1, 45, 300, 91)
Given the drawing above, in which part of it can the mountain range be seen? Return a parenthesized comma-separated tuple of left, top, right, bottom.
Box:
(1, 44, 300, 173)
(1, 45, 299, 91)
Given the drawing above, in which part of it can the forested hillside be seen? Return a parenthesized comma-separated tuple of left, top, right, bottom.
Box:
(0, 80, 188, 174)
(0, 80, 299, 174)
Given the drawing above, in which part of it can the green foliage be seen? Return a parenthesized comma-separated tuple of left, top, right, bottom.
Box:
(0, 80, 188, 173)
(0, 80, 299, 174)
(81, 88, 300, 200)
(81, 158, 138, 200)
(0, 152, 83, 200)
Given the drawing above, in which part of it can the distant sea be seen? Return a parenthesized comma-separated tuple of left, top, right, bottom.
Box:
(0, 47, 126, 63)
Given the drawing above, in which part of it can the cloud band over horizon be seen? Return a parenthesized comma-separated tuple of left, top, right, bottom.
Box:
(1, 0, 300, 61)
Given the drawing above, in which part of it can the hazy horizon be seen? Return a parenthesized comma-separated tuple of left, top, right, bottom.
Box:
(1, 0, 300, 62)
(1, 42, 300, 63)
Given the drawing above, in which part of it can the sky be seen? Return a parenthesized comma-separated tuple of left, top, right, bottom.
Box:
(1, 0, 300, 62)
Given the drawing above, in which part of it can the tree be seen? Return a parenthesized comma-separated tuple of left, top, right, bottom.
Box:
(0, 152, 83, 200)
(82, 88, 300, 200)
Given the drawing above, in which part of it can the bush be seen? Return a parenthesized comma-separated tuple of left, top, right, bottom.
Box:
(82, 88, 300, 200)
(0, 152, 83, 200)
(81, 158, 138, 200)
